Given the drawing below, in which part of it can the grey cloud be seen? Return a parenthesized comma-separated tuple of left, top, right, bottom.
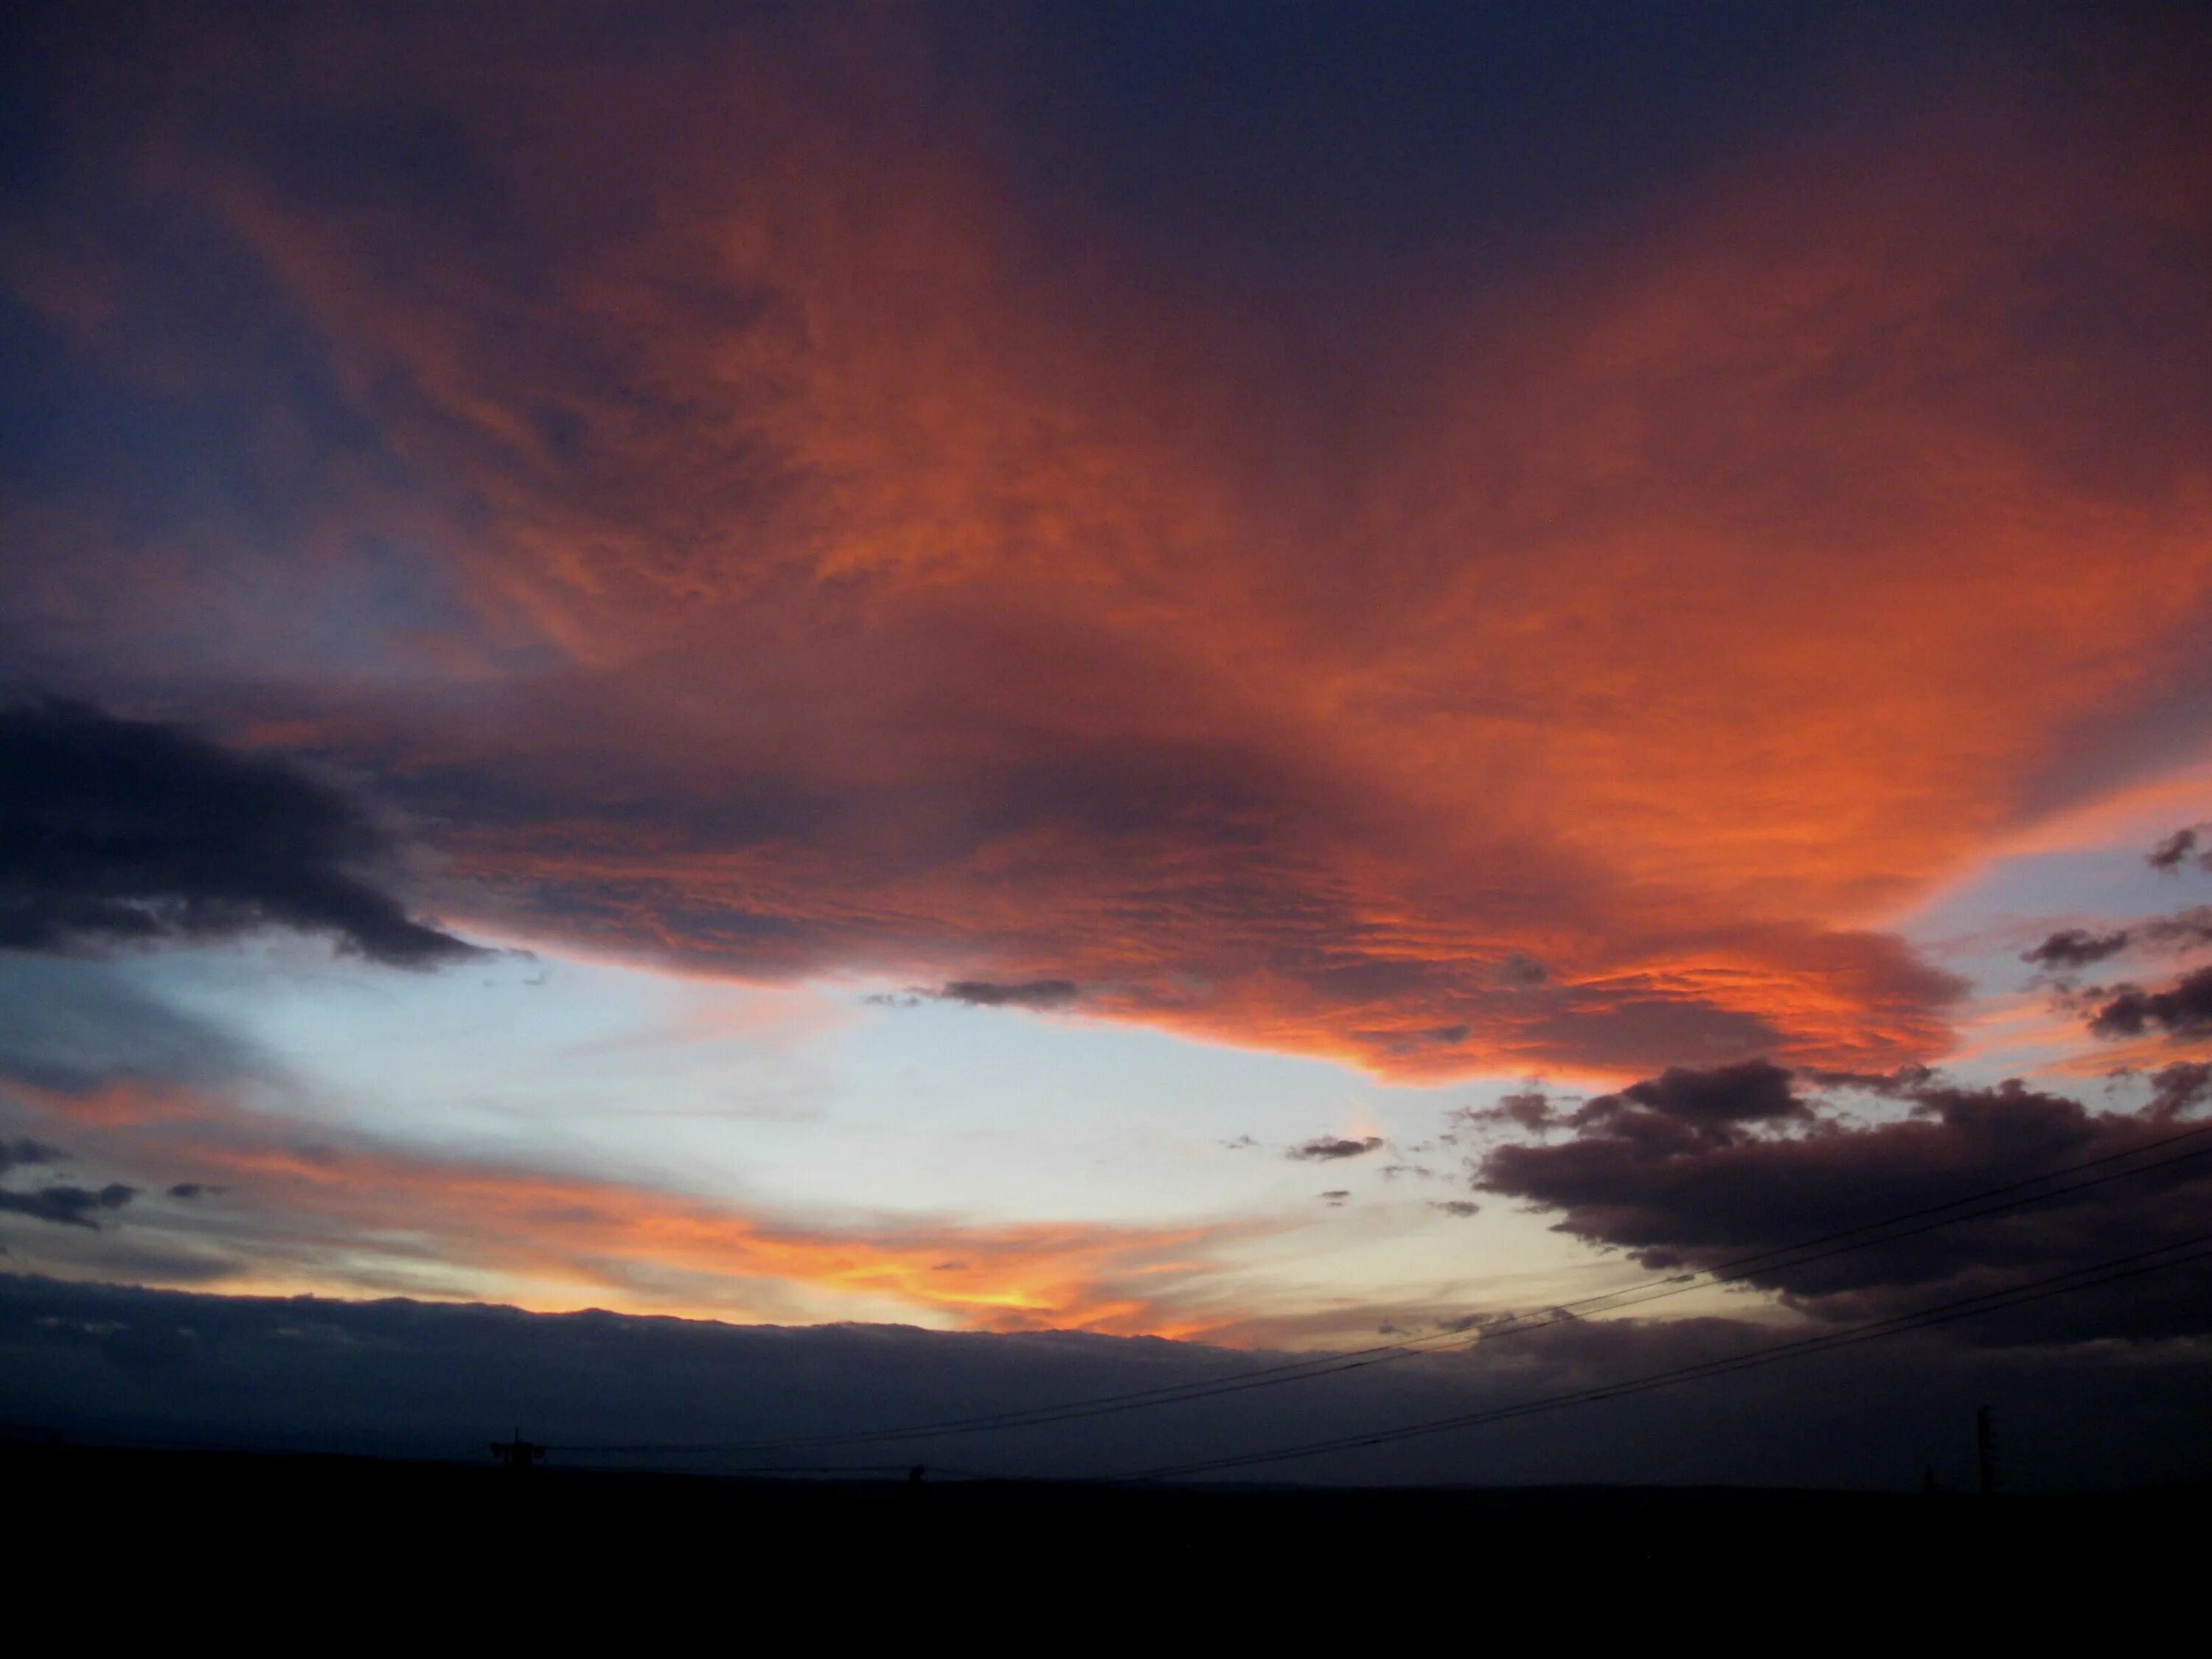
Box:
(0, 1138, 67, 1175)
(1446, 1088, 1569, 1141)
(1472, 1063, 2212, 1343)
(2147, 1062, 2212, 1119)
(2025, 908, 2212, 975)
(2023, 928, 2132, 971)
(0, 1134, 136, 1231)
(0, 698, 479, 968)
(0, 1182, 136, 1229)
(2087, 964, 2212, 1040)
(2143, 906, 2212, 948)
(2147, 826, 2212, 874)
(936, 980, 1079, 1010)
(1288, 1135, 1384, 1163)
(1574, 1060, 1804, 1130)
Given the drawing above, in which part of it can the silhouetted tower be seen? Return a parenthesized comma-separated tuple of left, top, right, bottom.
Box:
(1975, 1405, 1997, 1498)
(493, 1429, 546, 1472)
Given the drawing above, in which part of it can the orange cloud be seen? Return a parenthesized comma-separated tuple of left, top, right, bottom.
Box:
(12, 7, 2212, 1079)
(18, 1083, 1244, 1335)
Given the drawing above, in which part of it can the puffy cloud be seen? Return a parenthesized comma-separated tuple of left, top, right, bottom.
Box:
(2025, 908, 2212, 975)
(2146, 908, 2212, 949)
(1577, 1060, 1805, 1130)
(2148, 827, 2212, 874)
(1474, 1063, 2212, 1341)
(2148, 1061, 2212, 1118)
(2088, 965, 2212, 1041)
(1445, 1089, 1569, 1141)
(0, 701, 478, 968)
(2024, 928, 2134, 971)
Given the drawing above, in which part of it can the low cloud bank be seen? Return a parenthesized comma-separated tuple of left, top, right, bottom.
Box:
(1, 1276, 2205, 1491)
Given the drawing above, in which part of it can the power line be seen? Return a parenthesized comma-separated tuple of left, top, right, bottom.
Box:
(1117, 1231, 2212, 1481)
(550, 1119, 2212, 1457)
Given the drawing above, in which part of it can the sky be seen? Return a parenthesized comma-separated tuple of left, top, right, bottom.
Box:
(2, 1, 2210, 1483)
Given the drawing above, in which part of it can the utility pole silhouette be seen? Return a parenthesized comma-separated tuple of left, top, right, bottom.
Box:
(1975, 1405, 1997, 1498)
(493, 1429, 546, 1473)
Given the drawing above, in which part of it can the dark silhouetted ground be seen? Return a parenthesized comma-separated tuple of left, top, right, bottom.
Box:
(9, 1436, 2199, 1622)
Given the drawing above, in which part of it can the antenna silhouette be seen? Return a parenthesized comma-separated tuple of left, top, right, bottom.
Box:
(493, 1429, 546, 1472)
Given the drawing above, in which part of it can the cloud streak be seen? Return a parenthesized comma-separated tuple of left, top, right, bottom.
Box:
(4, 1066, 1250, 1333)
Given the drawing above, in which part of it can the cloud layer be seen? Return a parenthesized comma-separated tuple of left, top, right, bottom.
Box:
(5, 1274, 2208, 1489)
(4, 5, 2209, 1077)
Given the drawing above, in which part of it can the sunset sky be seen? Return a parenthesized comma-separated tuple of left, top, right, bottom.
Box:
(4, 4, 2211, 1475)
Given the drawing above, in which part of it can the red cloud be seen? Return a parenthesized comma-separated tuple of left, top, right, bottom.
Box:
(11, 7, 2212, 1079)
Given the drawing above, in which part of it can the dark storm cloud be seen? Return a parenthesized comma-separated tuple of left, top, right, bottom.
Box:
(2147, 826, 2212, 874)
(3, 1276, 2208, 1491)
(2087, 964, 2212, 1040)
(1287, 1135, 1384, 1163)
(935, 980, 1080, 1010)
(1474, 1063, 2212, 1342)
(0, 700, 479, 967)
